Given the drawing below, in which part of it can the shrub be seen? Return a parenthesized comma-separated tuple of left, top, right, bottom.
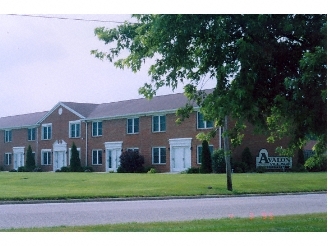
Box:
(9, 169, 17, 172)
(186, 167, 201, 174)
(256, 166, 266, 173)
(147, 168, 157, 174)
(18, 166, 27, 172)
(118, 150, 145, 173)
(200, 140, 212, 173)
(33, 167, 42, 172)
(241, 147, 253, 172)
(57, 166, 70, 172)
(70, 142, 83, 172)
(212, 149, 226, 173)
(233, 162, 248, 173)
(25, 145, 36, 172)
(83, 166, 94, 172)
(304, 155, 327, 172)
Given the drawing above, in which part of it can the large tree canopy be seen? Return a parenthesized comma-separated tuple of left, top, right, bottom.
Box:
(92, 14, 327, 155)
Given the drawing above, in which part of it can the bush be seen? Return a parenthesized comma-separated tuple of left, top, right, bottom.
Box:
(186, 167, 201, 174)
(147, 168, 157, 174)
(200, 140, 212, 173)
(241, 147, 253, 172)
(25, 145, 36, 172)
(33, 167, 42, 172)
(18, 166, 28, 172)
(57, 166, 70, 172)
(304, 155, 327, 172)
(9, 169, 17, 172)
(256, 166, 266, 173)
(83, 166, 94, 172)
(70, 142, 82, 172)
(212, 149, 226, 173)
(233, 161, 248, 173)
(118, 150, 145, 173)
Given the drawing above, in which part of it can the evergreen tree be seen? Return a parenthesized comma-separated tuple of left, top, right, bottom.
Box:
(70, 142, 82, 172)
(201, 140, 212, 173)
(25, 145, 36, 172)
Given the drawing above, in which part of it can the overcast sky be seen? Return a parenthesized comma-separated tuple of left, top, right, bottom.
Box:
(0, 1, 324, 118)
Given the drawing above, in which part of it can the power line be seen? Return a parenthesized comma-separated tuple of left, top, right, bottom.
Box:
(6, 14, 135, 24)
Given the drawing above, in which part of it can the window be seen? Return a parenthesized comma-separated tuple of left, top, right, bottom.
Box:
(152, 147, 166, 164)
(69, 121, 81, 138)
(92, 121, 102, 137)
(197, 112, 213, 129)
(4, 130, 12, 142)
(5, 153, 12, 165)
(152, 115, 166, 132)
(92, 149, 102, 165)
(42, 150, 52, 165)
(127, 148, 139, 153)
(197, 145, 214, 164)
(28, 128, 36, 141)
(42, 124, 52, 140)
(127, 118, 139, 134)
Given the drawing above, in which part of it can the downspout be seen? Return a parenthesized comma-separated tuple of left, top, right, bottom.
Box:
(85, 121, 88, 167)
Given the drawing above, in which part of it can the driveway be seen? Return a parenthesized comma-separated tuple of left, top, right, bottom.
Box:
(0, 193, 326, 229)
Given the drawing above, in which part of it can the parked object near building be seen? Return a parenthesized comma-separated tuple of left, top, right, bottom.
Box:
(0, 91, 305, 173)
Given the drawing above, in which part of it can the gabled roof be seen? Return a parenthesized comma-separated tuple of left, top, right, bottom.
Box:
(0, 89, 213, 129)
(0, 111, 48, 129)
(37, 102, 99, 123)
(87, 92, 197, 120)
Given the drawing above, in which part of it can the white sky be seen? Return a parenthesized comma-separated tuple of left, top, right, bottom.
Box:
(0, 1, 324, 118)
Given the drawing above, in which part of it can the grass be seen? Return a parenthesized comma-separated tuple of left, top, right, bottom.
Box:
(1, 213, 326, 232)
(0, 172, 326, 201)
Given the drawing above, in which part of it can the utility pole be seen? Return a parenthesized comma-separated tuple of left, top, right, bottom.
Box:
(224, 115, 233, 191)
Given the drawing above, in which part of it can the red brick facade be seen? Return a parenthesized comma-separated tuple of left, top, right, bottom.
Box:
(0, 93, 298, 172)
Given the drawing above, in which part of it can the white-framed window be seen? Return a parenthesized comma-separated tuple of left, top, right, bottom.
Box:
(197, 112, 214, 129)
(152, 147, 166, 164)
(28, 128, 36, 141)
(152, 115, 166, 132)
(5, 153, 12, 165)
(4, 130, 12, 143)
(69, 121, 81, 138)
(92, 149, 102, 165)
(127, 118, 139, 134)
(42, 124, 52, 140)
(127, 148, 139, 153)
(197, 145, 214, 164)
(92, 121, 102, 137)
(69, 147, 81, 165)
(41, 149, 52, 165)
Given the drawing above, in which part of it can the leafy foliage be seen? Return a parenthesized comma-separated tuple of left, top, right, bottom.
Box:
(241, 147, 254, 172)
(118, 150, 145, 173)
(92, 14, 327, 157)
(25, 145, 36, 172)
(212, 149, 226, 173)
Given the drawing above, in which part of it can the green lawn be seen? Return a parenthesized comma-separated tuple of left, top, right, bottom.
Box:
(0, 172, 326, 201)
(1, 213, 326, 232)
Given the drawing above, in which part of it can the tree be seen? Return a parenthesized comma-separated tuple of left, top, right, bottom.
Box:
(92, 14, 327, 188)
(200, 140, 212, 173)
(70, 142, 82, 172)
(25, 145, 36, 172)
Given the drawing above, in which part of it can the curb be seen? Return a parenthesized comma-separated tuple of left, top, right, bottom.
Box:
(0, 191, 326, 205)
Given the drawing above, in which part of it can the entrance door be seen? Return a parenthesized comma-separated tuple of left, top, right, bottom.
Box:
(53, 140, 67, 171)
(171, 147, 186, 172)
(105, 141, 123, 172)
(54, 151, 66, 170)
(106, 148, 121, 172)
(169, 138, 192, 172)
(13, 147, 25, 170)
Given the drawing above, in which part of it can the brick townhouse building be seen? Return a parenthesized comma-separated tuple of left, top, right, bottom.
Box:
(0, 91, 299, 173)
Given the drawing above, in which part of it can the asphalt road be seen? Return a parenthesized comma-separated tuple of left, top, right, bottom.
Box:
(0, 193, 326, 230)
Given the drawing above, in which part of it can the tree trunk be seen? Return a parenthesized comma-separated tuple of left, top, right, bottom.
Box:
(224, 115, 233, 191)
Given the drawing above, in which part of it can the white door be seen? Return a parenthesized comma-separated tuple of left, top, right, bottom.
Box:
(106, 148, 121, 172)
(54, 151, 66, 170)
(172, 147, 187, 172)
(13, 147, 25, 170)
(14, 152, 24, 170)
